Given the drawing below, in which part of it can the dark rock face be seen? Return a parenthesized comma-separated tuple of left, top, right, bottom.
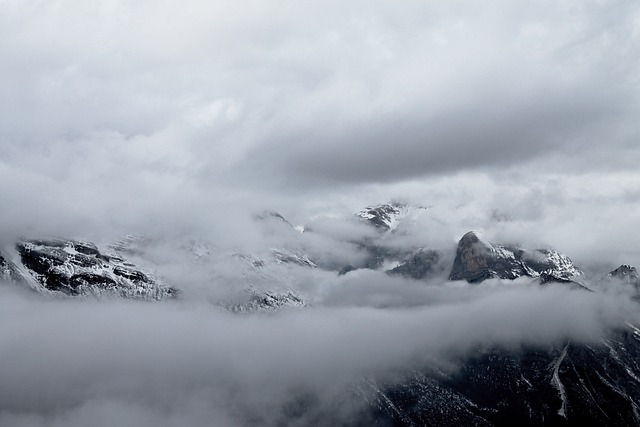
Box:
(361, 243, 404, 270)
(606, 265, 640, 287)
(366, 327, 640, 426)
(449, 232, 582, 284)
(344, 242, 444, 281)
(15, 239, 176, 300)
(388, 250, 441, 280)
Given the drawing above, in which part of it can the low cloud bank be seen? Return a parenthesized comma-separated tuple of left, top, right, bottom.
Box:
(1, 278, 637, 426)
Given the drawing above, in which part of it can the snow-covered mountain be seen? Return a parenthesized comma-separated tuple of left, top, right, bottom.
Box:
(357, 202, 410, 231)
(356, 202, 429, 232)
(1, 238, 176, 300)
(4, 202, 640, 426)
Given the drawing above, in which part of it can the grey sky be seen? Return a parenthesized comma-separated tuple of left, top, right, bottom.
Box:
(0, 0, 638, 266)
(2, 2, 640, 425)
(0, 0, 639, 266)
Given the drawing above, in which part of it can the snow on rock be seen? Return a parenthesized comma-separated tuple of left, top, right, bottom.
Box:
(449, 231, 583, 283)
(14, 239, 176, 300)
(223, 288, 307, 313)
(357, 203, 410, 231)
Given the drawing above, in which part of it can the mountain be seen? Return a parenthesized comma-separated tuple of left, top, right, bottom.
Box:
(449, 231, 582, 284)
(224, 288, 307, 313)
(333, 203, 443, 279)
(387, 249, 441, 280)
(1, 238, 176, 300)
(364, 326, 640, 426)
(357, 203, 410, 231)
(604, 264, 640, 287)
(4, 203, 640, 426)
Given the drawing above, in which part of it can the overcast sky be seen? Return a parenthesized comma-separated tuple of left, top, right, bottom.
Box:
(3, 2, 640, 425)
(1, 0, 639, 261)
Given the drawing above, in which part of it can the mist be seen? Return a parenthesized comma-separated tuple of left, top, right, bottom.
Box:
(1, 276, 638, 426)
(2, 0, 640, 424)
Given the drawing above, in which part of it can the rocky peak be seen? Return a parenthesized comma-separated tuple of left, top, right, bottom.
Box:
(356, 202, 408, 231)
(449, 231, 582, 284)
(608, 264, 639, 280)
(603, 264, 640, 288)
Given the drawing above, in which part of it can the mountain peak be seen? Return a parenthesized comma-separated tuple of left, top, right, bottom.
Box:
(449, 232, 582, 284)
(608, 264, 638, 279)
(356, 202, 410, 231)
(604, 264, 640, 287)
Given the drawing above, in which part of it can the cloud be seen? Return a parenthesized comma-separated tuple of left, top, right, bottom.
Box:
(1, 2, 640, 423)
(0, 278, 637, 426)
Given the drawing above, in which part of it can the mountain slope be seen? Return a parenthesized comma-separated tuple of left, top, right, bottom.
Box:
(365, 325, 640, 426)
(5, 238, 177, 300)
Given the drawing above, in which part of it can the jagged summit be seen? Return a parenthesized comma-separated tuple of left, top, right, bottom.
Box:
(608, 264, 639, 280)
(602, 264, 640, 288)
(356, 202, 409, 231)
(449, 231, 582, 283)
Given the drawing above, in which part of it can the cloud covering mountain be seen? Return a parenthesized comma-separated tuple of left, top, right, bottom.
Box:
(2, 0, 640, 425)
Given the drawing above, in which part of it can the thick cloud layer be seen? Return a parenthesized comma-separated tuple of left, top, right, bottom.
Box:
(1, 280, 638, 426)
(1, 0, 639, 187)
(2, 2, 640, 424)
(1, 0, 639, 263)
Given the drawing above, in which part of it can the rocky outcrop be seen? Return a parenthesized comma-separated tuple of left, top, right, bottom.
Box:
(449, 232, 582, 283)
(224, 288, 306, 313)
(388, 249, 441, 280)
(15, 239, 176, 300)
(357, 203, 408, 231)
(605, 264, 640, 287)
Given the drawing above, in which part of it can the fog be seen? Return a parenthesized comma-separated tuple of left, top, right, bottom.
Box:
(2, 0, 640, 424)
(1, 277, 638, 426)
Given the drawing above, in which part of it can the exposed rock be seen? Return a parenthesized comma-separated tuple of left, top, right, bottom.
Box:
(357, 203, 408, 231)
(605, 264, 640, 287)
(224, 288, 306, 313)
(388, 249, 441, 280)
(15, 239, 176, 300)
(365, 326, 640, 426)
(449, 231, 582, 283)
